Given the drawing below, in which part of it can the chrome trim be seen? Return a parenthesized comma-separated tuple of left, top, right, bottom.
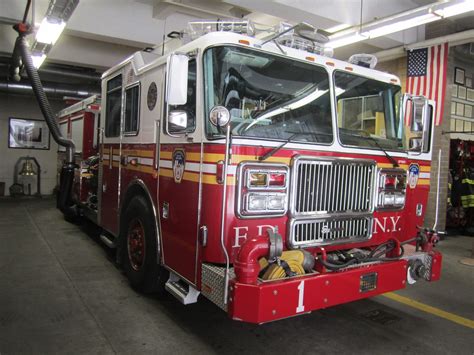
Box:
(194, 138, 204, 284)
(287, 215, 373, 249)
(244, 169, 289, 190)
(236, 161, 289, 219)
(375, 168, 407, 211)
(289, 155, 376, 218)
(220, 124, 231, 305)
(97, 128, 104, 225)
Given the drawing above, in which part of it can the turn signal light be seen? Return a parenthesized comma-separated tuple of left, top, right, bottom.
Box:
(269, 173, 286, 187)
(249, 172, 268, 186)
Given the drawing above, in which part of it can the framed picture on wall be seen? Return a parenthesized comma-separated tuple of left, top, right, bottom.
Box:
(455, 67, 465, 85)
(8, 118, 50, 150)
(459, 86, 467, 100)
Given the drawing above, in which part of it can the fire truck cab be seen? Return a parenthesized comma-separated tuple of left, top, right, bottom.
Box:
(66, 21, 442, 323)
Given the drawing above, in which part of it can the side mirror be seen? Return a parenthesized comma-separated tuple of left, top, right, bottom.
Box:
(166, 53, 188, 106)
(401, 94, 432, 154)
(409, 137, 422, 151)
(168, 110, 189, 134)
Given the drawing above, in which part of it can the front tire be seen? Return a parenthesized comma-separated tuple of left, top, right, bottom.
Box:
(121, 196, 167, 294)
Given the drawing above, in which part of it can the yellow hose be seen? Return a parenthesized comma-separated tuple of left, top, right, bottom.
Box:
(259, 250, 312, 280)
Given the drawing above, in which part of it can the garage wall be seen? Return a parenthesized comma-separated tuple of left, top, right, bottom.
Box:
(0, 94, 63, 196)
(378, 53, 453, 230)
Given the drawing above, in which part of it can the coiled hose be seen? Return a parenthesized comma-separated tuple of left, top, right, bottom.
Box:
(259, 250, 315, 280)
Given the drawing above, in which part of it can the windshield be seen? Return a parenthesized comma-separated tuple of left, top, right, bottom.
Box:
(334, 71, 402, 150)
(204, 46, 332, 144)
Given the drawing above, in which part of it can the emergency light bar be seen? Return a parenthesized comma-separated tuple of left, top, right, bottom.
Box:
(187, 20, 255, 40)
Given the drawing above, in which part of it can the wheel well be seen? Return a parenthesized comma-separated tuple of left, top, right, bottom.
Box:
(117, 182, 160, 264)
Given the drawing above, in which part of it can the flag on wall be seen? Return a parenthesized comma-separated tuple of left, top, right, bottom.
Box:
(406, 42, 449, 126)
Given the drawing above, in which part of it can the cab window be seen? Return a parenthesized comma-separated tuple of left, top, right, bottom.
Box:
(105, 74, 122, 137)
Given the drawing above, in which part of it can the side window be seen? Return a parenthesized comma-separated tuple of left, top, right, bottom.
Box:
(124, 84, 140, 134)
(105, 74, 122, 137)
(166, 59, 196, 134)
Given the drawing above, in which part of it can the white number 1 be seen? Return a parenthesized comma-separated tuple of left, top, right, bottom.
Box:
(296, 280, 305, 313)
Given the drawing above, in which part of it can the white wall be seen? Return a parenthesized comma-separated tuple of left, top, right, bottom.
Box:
(0, 94, 63, 196)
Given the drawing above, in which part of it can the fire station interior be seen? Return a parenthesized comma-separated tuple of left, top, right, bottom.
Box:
(0, 0, 473, 353)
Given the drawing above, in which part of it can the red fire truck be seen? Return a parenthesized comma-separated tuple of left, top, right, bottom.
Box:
(57, 21, 442, 323)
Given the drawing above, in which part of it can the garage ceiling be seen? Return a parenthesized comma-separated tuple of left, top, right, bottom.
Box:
(0, 0, 473, 72)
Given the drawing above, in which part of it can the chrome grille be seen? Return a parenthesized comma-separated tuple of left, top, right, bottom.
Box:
(289, 216, 373, 248)
(290, 157, 376, 216)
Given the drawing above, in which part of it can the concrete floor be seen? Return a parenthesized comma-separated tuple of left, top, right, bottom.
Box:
(0, 198, 473, 354)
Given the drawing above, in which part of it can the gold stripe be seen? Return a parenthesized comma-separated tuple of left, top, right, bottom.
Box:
(418, 180, 431, 185)
(420, 166, 431, 172)
(111, 148, 154, 158)
(378, 163, 409, 169)
(123, 149, 154, 158)
(382, 292, 474, 329)
(161, 151, 172, 159)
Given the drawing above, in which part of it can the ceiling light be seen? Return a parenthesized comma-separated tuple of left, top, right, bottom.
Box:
(36, 17, 66, 45)
(324, 23, 351, 34)
(324, 0, 474, 49)
(327, 33, 368, 49)
(31, 53, 46, 68)
(434, 0, 474, 18)
(362, 13, 439, 39)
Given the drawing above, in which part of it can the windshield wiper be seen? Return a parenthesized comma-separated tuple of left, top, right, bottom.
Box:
(259, 132, 316, 161)
(343, 130, 399, 168)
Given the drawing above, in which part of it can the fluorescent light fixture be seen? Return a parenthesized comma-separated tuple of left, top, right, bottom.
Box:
(362, 13, 438, 39)
(32, 53, 46, 68)
(327, 33, 368, 49)
(325, 0, 474, 49)
(325, 23, 351, 34)
(36, 17, 66, 45)
(434, 0, 474, 18)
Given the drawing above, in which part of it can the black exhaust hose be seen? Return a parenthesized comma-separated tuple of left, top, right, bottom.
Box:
(15, 35, 77, 216)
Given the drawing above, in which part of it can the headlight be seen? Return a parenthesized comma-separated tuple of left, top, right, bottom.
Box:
(377, 169, 406, 210)
(237, 163, 289, 218)
(247, 193, 287, 212)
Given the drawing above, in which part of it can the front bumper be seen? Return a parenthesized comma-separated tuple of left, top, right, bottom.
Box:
(228, 251, 442, 324)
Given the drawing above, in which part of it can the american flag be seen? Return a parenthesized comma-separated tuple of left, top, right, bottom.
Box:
(406, 43, 448, 126)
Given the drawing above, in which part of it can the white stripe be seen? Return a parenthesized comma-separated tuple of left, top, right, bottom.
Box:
(160, 160, 172, 169)
(432, 45, 440, 124)
(420, 172, 430, 179)
(436, 44, 446, 125)
(158, 160, 236, 174)
(425, 52, 431, 99)
(139, 157, 154, 166)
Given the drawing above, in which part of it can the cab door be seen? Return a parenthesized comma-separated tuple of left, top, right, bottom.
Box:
(100, 73, 123, 235)
(158, 57, 201, 285)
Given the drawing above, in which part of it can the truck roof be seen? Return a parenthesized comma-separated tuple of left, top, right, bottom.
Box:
(102, 31, 401, 86)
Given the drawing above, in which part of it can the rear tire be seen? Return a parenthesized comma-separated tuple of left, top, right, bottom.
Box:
(121, 195, 168, 294)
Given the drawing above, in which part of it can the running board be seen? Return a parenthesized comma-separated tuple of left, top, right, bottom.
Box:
(99, 233, 116, 248)
(165, 272, 200, 305)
